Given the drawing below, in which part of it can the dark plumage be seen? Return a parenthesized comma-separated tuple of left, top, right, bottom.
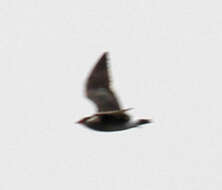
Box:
(77, 52, 152, 131)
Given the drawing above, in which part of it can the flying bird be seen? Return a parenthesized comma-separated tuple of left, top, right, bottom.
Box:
(77, 52, 152, 131)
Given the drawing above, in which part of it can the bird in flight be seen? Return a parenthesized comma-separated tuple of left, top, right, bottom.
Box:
(77, 52, 152, 131)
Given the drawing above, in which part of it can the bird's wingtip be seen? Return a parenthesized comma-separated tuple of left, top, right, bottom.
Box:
(101, 52, 109, 59)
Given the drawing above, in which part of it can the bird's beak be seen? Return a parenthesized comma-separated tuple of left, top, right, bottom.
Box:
(76, 119, 83, 124)
(76, 117, 90, 124)
(76, 115, 93, 124)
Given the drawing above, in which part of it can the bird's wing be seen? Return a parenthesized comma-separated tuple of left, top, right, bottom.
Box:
(94, 108, 133, 116)
(86, 52, 121, 112)
(95, 108, 132, 121)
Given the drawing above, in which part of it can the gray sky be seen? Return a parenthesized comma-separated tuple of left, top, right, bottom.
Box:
(1, 0, 222, 189)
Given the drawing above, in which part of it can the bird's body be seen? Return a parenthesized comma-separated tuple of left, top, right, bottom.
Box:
(77, 52, 152, 131)
(79, 115, 131, 132)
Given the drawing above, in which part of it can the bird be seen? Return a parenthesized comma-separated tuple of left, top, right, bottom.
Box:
(77, 52, 152, 132)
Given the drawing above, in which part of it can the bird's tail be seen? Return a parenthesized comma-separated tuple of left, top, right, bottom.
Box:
(137, 119, 152, 125)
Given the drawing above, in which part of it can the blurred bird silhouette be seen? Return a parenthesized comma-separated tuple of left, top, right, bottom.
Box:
(77, 52, 152, 131)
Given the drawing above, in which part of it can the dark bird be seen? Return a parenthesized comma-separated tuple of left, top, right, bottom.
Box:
(77, 52, 152, 131)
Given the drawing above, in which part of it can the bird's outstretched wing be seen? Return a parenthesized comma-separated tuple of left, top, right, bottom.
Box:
(86, 52, 121, 112)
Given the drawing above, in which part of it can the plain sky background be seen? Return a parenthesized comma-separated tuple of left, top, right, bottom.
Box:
(1, 0, 222, 189)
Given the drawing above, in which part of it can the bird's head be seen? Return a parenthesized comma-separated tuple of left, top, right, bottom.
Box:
(76, 117, 91, 125)
(76, 116, 99, 126)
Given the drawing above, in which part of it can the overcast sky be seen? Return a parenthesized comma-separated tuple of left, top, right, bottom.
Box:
(1, 0, 222, 189)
